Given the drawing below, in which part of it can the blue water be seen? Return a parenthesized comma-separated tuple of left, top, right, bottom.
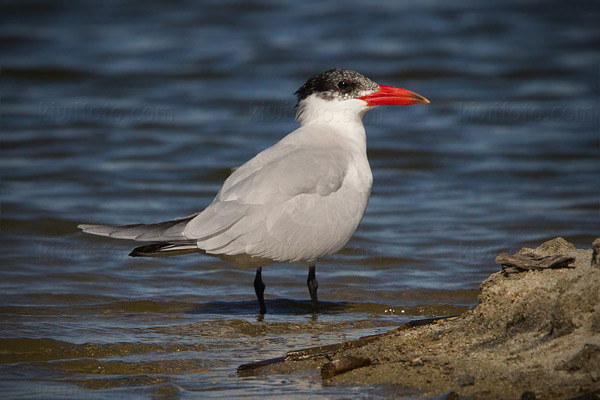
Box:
(1, 0, 598, 398)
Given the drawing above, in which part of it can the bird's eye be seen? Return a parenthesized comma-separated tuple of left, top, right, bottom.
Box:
(337, 81, 349, 89)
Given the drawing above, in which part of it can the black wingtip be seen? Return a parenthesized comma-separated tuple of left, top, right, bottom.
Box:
(128, 242, 168, 257)
(128, 249, 143, 257)
(127, 242, 200, 258)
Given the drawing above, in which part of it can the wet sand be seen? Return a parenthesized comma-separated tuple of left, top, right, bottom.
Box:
(259, 238, 600, 399)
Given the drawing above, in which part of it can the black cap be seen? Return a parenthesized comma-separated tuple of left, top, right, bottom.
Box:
(295, 69, 379, 105)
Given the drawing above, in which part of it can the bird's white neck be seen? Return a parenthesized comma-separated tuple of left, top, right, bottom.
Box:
(295, 95, 371, 148)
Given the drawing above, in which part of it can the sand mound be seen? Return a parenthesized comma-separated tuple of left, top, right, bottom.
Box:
(264, 238, 600, 399)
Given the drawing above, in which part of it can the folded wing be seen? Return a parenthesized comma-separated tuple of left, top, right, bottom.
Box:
(184, 144, 351, 262)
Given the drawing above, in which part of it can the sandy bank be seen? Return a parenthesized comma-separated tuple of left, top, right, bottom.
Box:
(256, 238, 600, 399)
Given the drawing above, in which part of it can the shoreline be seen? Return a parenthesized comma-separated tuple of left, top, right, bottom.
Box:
(248, 237, 600, 399)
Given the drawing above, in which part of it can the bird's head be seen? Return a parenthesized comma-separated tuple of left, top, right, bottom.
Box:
(295, 69, 429, 125)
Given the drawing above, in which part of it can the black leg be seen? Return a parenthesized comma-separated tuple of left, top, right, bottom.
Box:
(254, 267, 267, 314)
(307, 265, 319, 314)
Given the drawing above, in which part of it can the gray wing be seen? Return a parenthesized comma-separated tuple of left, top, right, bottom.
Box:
(79, 125, 353, 263)
(183, 144, 351, 261)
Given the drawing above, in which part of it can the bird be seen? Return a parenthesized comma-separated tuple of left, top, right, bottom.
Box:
(78, 69, 429, 315)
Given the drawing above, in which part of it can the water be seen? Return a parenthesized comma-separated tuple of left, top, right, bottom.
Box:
(1, 0, 598, 398)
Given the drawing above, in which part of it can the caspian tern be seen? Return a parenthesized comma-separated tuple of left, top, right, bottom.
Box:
(79, 69, 429, 314)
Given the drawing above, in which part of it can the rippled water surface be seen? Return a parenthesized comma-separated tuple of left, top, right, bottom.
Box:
(1, 0, 598, 398)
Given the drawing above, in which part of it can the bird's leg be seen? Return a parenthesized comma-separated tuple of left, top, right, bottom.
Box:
(307, 265, 319, 314)
(254, 267, 267, 314)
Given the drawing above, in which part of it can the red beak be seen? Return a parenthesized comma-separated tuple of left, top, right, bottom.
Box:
(358, 85, 430, 106)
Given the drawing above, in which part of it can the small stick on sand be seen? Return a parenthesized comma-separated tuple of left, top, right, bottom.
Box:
(321, 356, 371, 379)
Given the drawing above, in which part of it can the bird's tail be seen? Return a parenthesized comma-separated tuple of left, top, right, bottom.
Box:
(78, 213, 202, 258)
(129, 241, 200, 257)
(78, 213, 199, 241)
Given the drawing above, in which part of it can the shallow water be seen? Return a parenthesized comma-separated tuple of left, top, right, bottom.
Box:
(1, 0, 598, 398)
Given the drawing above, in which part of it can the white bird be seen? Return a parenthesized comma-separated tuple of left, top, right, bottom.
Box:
(79, 69, 429, 314)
